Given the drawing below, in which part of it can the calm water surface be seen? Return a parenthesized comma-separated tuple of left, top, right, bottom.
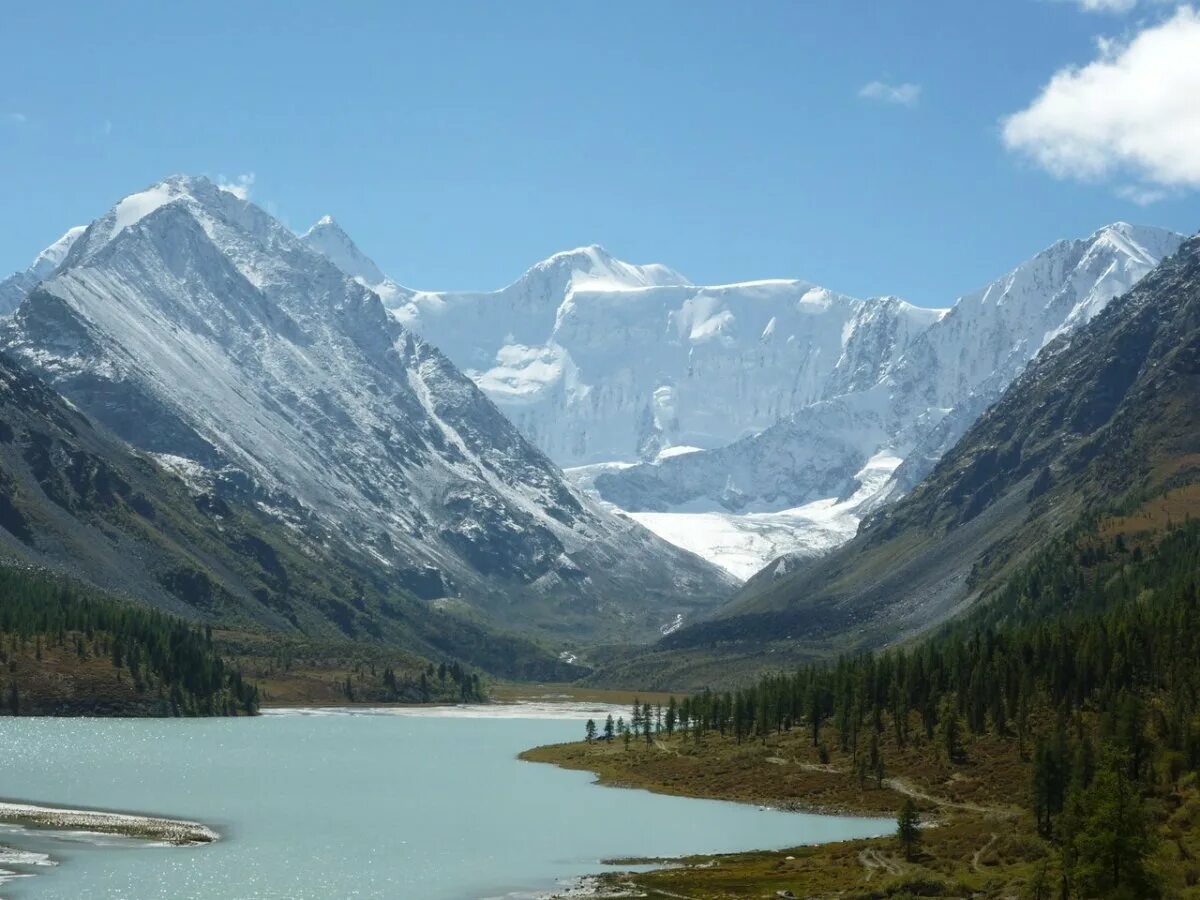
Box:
(0, 705, 891, 898)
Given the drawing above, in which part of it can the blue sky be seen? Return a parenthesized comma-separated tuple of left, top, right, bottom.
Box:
(2, 0, 1197, 305)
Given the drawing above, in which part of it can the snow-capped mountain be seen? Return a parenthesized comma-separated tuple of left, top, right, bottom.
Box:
(303, 220, 1182, 579)
(880, 221, 1186, 493)
(300, 215, 412, 307)
(0, 225, 85, 315)
(593, 223, 1184, 572)
(384, 250, 940, 466)
(2, 176, 734, 642)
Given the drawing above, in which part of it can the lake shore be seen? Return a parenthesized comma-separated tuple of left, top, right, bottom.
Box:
(522, 730, 1045, 898)
(0, 799, 218, 845)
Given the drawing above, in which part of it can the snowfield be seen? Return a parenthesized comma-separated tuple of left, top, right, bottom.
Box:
(595, 453, 902, 580)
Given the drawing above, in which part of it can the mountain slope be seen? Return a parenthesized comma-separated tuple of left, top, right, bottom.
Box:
(300, 215, 412, 307)
(2, 176, 734, 647)
(0, 350, 573, 679)
(643, 231, 1200, 681)
(596, 223, 1183, 513)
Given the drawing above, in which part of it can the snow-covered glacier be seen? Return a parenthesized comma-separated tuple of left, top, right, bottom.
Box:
(301, 218, 1183, 580)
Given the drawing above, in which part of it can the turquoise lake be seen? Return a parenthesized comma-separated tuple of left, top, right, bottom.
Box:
(0, 705, 892, 898)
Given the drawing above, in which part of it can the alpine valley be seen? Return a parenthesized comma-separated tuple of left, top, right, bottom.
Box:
(3, 174, 1200, 900)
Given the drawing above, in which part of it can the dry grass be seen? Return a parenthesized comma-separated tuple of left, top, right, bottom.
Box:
(523, 718, 1028, 818)
(1101, 483, 1200, 540)
(525, 722, 1056, 898)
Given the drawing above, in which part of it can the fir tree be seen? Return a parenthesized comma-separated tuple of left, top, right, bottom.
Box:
(896, 798, 921, 861)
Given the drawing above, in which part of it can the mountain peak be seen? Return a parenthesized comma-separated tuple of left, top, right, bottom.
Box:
(29, 226, 86, 278)
(303, 214, 346, 239)
(1086, 221, 1183, 266)
(299, 214, 386, 289)
(56, 174, 252, 270)
(3, 174, 733, 646)
(519, 244, 692, 295)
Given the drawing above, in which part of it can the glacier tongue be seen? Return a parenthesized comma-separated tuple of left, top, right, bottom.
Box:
(302, 218, 1184, 581)
(2, 175, 735, 641)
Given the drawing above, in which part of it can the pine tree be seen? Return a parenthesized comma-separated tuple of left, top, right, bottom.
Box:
(937, 696, 963, 762)
(585, 719, 597, 742)
(1072, 749, 1160, 898)
(896, 798, 921, 861)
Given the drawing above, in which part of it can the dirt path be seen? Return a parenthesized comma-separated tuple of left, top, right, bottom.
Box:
(884, 777, 1017, 819)
(858, 846, 903, 880)
(972, 832, 1000, 872)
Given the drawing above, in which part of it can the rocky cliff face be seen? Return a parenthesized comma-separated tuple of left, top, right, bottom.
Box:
(2, 176, 734, 644)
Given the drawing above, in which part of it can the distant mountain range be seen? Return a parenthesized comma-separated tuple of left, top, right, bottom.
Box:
(2, 175, 1190, 687)
(294, 216, 1182, 579)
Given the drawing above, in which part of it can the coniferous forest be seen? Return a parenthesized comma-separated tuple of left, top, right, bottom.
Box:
(0, 566, 259, 716)
(544, 511, 1200, 897)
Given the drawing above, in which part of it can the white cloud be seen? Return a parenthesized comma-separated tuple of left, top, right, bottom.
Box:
(5, 112, 27, 125)
(1115, 184, 1170, 205)
(1002, 6, 1200, 188)
(858, 81, 921, 106)
(217, 172, 256, 200)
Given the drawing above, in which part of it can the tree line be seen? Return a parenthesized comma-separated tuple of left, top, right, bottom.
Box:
(0, 566, 258, 716)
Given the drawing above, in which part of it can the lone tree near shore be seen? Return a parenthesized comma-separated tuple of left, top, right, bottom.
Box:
(897, 798, 921, 861)
(604, 714, 615, 740)
(585, 718, 596, 742)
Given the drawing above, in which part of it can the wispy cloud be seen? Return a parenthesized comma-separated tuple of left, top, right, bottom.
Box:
(1002, 6, 1200, 189)
(1115, 184, 1170, 205)
(5, 112, 27, 125)
(217, 172, 256, 200)
(858, 81, 921, 107)
(1061, 0, 1139, 12)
